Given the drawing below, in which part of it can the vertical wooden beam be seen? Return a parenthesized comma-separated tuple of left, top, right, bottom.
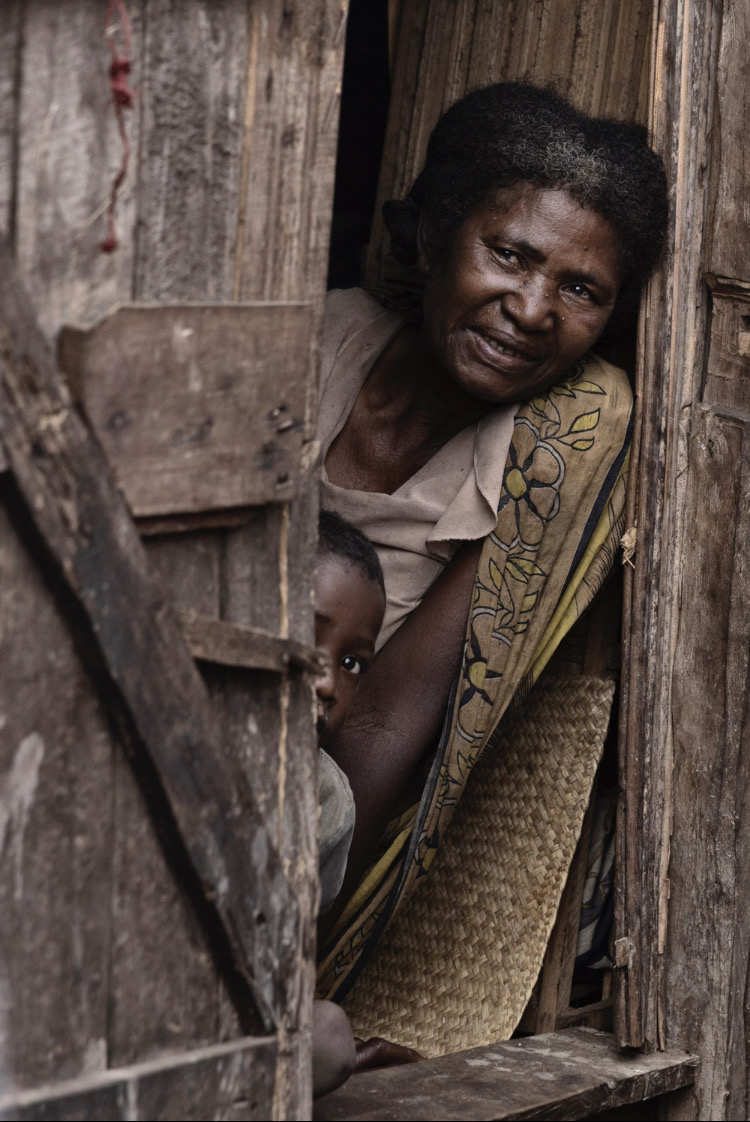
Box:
(615, 0, 719, 1059)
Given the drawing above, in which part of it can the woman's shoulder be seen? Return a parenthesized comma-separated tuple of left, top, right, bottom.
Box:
(320, 288, 403, 374)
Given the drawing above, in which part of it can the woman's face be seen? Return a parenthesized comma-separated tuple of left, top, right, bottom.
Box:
(421, 182, 623, 403)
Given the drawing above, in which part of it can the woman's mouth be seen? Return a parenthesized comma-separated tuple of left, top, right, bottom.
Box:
(471, 327, 536, 365)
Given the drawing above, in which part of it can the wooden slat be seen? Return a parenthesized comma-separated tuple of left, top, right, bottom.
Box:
(131, 0, 249, 305)
(705, 0, 750, 282)
(615, 0, 718, 1054)
(313, 1029, 699, 1122)
(59, 303, 313, 515)
(0, 1035, 277, 1122)
(234, 0, 346, 440)
(0, 237, 293, 1033)
(0, 0, 21, 240)
(703, 281, 750, 416)
(0, 495, 114, 1090)
(176, 607, 326, 675)
(662, 405, 750, 1121)
(13, 0, 144, 343)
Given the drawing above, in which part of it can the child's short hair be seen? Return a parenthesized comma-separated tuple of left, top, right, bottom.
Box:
(318, 510, 385, 597)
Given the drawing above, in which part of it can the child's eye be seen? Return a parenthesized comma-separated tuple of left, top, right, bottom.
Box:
(341, 655, 365, 675)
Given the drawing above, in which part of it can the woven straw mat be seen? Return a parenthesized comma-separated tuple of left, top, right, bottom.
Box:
(342, 673, 615, 1056)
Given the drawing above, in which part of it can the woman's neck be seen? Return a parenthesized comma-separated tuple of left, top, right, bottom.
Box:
(325, 323, 498, 496)
(368, 323, 495, 440)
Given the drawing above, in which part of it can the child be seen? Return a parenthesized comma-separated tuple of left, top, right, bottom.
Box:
(315, 509, 386, 915)
(312, 510, 386, 1097)
(311, 511, 422, 1097)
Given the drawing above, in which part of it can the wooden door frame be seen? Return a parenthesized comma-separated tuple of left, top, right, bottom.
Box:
(614, 0, 720, 1054)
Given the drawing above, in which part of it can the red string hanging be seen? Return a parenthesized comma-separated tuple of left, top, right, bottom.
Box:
(100, 0, 134, 253)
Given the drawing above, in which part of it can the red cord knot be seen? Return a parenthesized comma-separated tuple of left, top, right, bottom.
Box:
(109, 59, 133, 108)
(100, 0, 134, 253)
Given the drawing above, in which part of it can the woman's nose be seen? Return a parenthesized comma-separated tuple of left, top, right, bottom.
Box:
(502, 277, 555, 331)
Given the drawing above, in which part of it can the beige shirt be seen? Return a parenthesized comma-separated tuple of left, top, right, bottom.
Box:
(318, 289, 518, 649)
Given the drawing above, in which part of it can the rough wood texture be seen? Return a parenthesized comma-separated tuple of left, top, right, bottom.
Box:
(0, 238, 293, 1033)
(703, 280, 750, 415)
(313, 1029, 698, 1122)
(704, 0, 750, 283)
(2, 4, 345, 1115)
(133, 0, 249, 305)
(614, 0, 718, 1056)
(616, 1, 750, 1118)
(0, 495, 114, 1090)
(0, 1036, 277, 1122)
(177, 607, 325, 675)
(0, 0, 21, 239)
(663, 405, 750, 1121)
(650, 4, 750, 1117)
(13, 0, 144, 341)
(365, 0, 653, 292)
(59, 303, 313, 515)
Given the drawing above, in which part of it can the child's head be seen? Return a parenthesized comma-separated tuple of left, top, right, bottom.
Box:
(315, 511, 386, 746)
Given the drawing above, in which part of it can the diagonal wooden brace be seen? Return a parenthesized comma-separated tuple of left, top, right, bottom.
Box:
(0, 238, 296, 1034)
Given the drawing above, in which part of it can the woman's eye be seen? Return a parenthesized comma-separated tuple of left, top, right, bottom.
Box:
(492, 246, 520, 265)
(567, 283, 594, 300)
(341, 655, 365, 675)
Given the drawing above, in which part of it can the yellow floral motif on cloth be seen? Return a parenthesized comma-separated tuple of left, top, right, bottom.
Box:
(317, 352, 632, 1002)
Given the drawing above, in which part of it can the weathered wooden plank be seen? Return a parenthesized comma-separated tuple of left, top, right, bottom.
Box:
(705, 0, 750, 283)
(133, 0, 249, 305)
(0, 496, 113, 1090)
(107, 748, 241, 1069)
(0, 1, 22, 240)
(662, 405, 750, 1122)
(615, 0, 718, 1054)
(366, 0, 653, 292)
(108, 1, 259, 1061)
(234, 0, 346, 305)
(214, 470, 321, 1112)
(703, 285, 750, 416)
(313, 1028, 699, 1122)
(0, 1035, 277, 1122)
(0, 238, 293, 1033)
(235, 0, 347, 438)
(176, 607, 325, 675)
(59, 303, 313, 515)
(13, 0, 144, 342)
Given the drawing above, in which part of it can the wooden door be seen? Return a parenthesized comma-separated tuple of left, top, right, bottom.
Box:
(0, 3, 345, 1118)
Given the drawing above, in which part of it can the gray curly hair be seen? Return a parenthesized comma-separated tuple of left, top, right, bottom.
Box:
(383, 82, 668, 297)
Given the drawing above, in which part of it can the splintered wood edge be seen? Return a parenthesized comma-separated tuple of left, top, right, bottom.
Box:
(176, 607, 326, 675)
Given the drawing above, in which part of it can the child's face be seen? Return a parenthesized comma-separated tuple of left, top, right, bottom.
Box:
(314, 553, 385, 747)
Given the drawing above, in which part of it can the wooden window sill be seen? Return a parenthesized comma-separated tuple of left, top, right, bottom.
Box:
(314, 1027, 699, 1121)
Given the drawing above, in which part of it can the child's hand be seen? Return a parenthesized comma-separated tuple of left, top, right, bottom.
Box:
(354, 1036, 425, 1071)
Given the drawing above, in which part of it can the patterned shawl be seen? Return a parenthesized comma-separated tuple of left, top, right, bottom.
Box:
(317, 352, 632, 1002)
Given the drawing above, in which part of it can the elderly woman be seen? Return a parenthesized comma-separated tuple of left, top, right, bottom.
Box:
(316, 82, 667, 1003)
